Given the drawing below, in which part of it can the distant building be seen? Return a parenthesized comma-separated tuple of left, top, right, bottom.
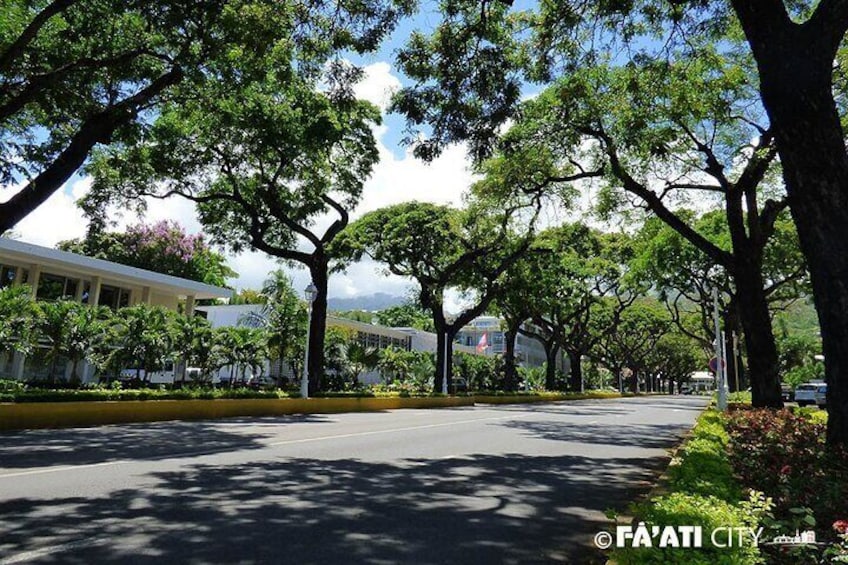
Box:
(454, 315, 568, 372)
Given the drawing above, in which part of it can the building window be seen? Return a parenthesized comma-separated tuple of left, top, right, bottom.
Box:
(36, 273, 78, 301)
(0, 265, 16, 289)
(98, 284, 132, 310)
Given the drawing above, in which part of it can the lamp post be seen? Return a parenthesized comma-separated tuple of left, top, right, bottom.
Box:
(301, 282, 318, 399)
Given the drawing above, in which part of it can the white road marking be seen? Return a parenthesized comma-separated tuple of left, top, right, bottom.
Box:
(0, 537, 109, 564)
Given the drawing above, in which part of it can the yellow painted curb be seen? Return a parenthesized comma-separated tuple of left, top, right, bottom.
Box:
(0, 396, 474, 431)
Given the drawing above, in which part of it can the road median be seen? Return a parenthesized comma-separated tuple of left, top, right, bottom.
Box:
(0, 392, 648, 431)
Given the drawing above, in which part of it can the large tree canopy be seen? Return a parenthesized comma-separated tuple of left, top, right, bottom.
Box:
(0, 0, 412, 232)
(389, 1, 848, 435)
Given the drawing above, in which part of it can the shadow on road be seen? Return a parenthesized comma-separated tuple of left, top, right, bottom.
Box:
(0, 451, 663, 564)
(0, 415, 330, 469)
(498, 419, 692, 449)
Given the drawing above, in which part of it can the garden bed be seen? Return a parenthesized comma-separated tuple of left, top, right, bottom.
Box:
(609, 407, 848, 564)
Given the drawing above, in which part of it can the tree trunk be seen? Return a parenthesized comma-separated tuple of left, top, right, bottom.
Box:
(629, 368, 638, 393)
(434, 325, 448, 393)
(733, 7, 848, 443)
(502, 321, 520, 391)
(307, 263, 329, 395)
(544, 343, 558, 391)
(567, 349, 582, 392)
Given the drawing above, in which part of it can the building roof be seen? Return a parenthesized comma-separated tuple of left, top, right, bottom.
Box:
(0, 237, 232, 300)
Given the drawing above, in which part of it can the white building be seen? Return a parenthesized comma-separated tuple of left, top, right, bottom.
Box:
(0, 237, 232, 382)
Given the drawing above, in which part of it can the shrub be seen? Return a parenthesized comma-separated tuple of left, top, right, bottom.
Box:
(611, 410, 765, 565)
(614, 491, 770, 565)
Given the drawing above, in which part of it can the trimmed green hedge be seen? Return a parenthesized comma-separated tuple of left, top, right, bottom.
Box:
(0, 387, 293, 403)
(610, 410, 769, 565)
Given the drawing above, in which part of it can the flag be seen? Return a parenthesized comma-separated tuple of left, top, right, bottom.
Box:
(476, 333, 488, 354)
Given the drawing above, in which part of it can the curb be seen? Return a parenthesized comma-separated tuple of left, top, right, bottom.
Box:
(0, 396, 474, 431)
(0, 392, 653, 432)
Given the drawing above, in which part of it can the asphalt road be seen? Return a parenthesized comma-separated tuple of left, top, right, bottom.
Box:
(0, 396, 708, 564)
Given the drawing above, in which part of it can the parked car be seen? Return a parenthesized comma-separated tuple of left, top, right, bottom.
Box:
(781, 384, 794, 402)
(794, 382, 823, 407)
(815, 383, 828, 409)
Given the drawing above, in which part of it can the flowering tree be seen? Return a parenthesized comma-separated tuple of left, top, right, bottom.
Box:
(59, 221, 236, 287)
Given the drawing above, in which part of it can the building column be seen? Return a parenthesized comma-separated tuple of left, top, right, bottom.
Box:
(74, 278, 85, 302)
(13, 266, 24, 286)
(141, 286, 152, 305)
(89, 276, 102, 306)
(27, 263, 41, 298)
(185, 294, 196, 316)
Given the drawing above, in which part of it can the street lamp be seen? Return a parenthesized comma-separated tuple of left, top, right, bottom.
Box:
(301, 282, 318, 399)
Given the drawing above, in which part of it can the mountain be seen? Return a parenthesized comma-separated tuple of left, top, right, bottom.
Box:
(327, 293, 405, 312)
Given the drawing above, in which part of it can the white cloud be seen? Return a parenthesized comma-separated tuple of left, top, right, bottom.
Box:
(14, 177, 91, 246)
(354, 62, 402, 112)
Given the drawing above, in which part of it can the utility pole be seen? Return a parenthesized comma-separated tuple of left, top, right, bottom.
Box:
(713, 288, 727, 411)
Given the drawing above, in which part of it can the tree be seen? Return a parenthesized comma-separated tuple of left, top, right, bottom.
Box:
(649, 333, 703, 395)
(591, 299, 673, 393)
(0, 285, 41, 360)
(59, 221, 236, 286)
(0, 0, 411, 232)
(213, 326, 268, 387)
(36, 300, 78, 384)
(62, 303, 111, 383)
(336, 200, 534, 393)
(239, 270, 306, 387)
(389, 0, 848, 443)
(169, 314, 215, 385)
(111, 304, 174, 383)
(83, 70, 381, 396)
(377, 346, 411, 384)
(376, 303, 435, 332)
(632, 211, 808, 392)
(341, 341, 380, 387)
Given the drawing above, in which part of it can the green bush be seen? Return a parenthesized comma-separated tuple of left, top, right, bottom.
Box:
(611, 410, 766, 565)
(614, 491, 769, 565)
(2, 387, 292, 403)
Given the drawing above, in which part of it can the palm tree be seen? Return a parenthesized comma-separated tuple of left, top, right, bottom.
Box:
(378, 346, 412, 385)
(343, 341, 380, 386)
(38, 300, 79, 384)
(63, 304, 112, 384)
(113, 304, 174, 383)
(213, 326, 268, 387)
(169, 314, 214, 384)
(240, 270, 306, 385)
(0, 286, 41, 362)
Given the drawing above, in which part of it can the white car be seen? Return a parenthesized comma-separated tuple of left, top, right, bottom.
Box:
(794, 383, 823, 407)
(815, 383, 828, 409)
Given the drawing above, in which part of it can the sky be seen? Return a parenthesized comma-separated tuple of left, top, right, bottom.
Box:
(8, 7, 485, 311)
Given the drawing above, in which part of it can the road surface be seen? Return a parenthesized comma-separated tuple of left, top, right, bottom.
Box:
(0, 395, 708, 564)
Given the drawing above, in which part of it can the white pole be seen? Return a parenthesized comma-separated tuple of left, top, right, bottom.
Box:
(301, 302, 312, 399)
(713, 288, 727, 411)
(732, 331, 740, 393)
(721, 330, 730, 402)
(442, 334, 448, 394)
